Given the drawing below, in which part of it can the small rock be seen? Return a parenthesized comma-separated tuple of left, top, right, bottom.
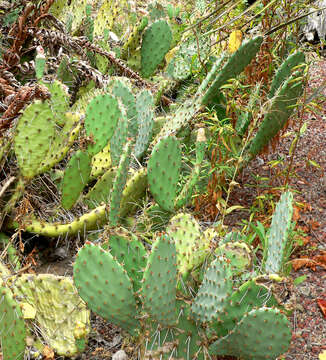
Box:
(112, 350, 128, 360)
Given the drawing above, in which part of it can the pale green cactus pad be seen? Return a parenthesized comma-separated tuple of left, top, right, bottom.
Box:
(13, 274, 90, 357)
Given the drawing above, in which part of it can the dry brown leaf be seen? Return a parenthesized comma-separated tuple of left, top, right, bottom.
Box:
(292, 258, 317, 271)
(317, 299, 326, 318)
(42, 346, 54, 360)
(292, 205, 301, 221)
(292, 252, 326, 271)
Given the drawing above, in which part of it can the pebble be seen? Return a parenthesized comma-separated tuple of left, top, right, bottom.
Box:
(112, 350, 128, 360)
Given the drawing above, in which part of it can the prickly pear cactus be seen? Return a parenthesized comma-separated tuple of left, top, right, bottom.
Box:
(110, 79, 138, 137)
(215, 241, 251, 275)
(264, 191, 293, 274)
(248, 72, 304, 157)
(202, 36, 263, 105)
(84, 167, 116, 208)
(209, 307, 292, 360)
(211, 279, 279, 337)
(191, 256, 233, 323)
(104, 230, 147, 292)
(0, 283, 26, 360)
(84, 94, 121, 155)
(269, 51, 305, 99)
(167, 213, 210, 275)
(110, 108, 128, 166)
(141, 20, 172, 78)
(134, 90, 154, 159)
(141, 234, 177, 326)
(109, 140, 132, 226)
(73, 242, 139, 334)
(14, 100, 56, 179)
(13, 274, 90, 357)
(61, 150, 92, 210)
(148, 136, 181, 212)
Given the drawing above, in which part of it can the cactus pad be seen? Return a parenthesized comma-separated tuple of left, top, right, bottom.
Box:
(265, 191, 293, 274)
(109, 140, 132, 226)
(85, 94, 121, 155)
(148, 136, 181, 212)
(141, 234, 177, 326)
(248, 73, 304, 157)
(202, 36, 263, 105)
(134, 90, 154, 159)
(14, 274, 90, 357)
(141, 20, 172, 77)
(191, 256, 233, 323)
(0, 284, 26, 360)
(167, 213, 209, 275)
(106, 230, 147, 292)
(209, 307, 292, 359)
(14, 100, 56, 179)
(73, 242, 139, 334)
(61, 150, 92, 210)
(269, 51, 305, 99)
(84, 167, 116, 208)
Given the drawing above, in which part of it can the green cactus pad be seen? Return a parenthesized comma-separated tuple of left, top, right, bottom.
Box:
(265, 191, 293, 274)
(13, 274, 90, 357)
(141, 234, 177, 326)
(175, 128, 207, 209)
(167, 213, 209, 275)
(106, 230, 147, 292)
(110, 78, 138, 137)
(43, 80, 70, 126)
(85, 94, 121, 155)
(202, 36, 263, 105)
(109, 140, 132, 226)
(248, 72, 304, 157)
(0, 284, 26, 360)
(42, 112, 81, 172)
(61, 150, 92, 210)
(134, 90, 154, 159)
(166, 36, 210, 81)
(141, 20, 172, 78)
(73, 242, 139, 334)
(191, 256, 233, 323)
(158, 96, 202, 138)
(269, 51, 305, 99)
(211, 279, 278, 337)
(84, 167, 116, 209)
(110, 108, 128, 166)
(209, 307, 292, 360)
(148, 136, 181, 212)
(144, 301, 204, 360)
(14, 100, 56, 179)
